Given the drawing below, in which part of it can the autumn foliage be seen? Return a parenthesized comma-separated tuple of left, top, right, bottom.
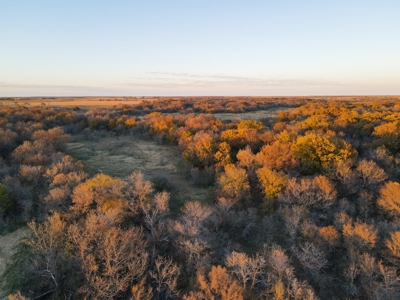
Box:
(2, 97, 400, 299)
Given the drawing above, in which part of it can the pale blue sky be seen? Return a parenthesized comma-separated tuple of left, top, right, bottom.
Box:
(1, 1, 399, 96)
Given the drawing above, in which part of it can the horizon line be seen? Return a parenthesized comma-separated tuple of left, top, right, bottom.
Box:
(1, 94, 400, 99)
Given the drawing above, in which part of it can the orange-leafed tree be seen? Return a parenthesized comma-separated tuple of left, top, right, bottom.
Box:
(386, 231, 400, 259)
(343, 221, 377, 251)
(255, 141, 298, 171)
(377, 181, 400, 216)
(236, 145, 255, 170)
(318, 225, 340, 247)
(183, 265, 244, 300)
(71, 173, 127, 217)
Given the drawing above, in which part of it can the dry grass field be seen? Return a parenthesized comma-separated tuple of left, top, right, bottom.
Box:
(0, 97, 153, 109)
(66, 135, 210, 210)
(2, 96, 399, 110)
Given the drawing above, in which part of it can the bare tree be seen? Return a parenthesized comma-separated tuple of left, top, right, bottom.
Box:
(179, 238, 211, 273)
(31, 127, 70, 151)
(68, 213, 148, 299)
(267, 245, 292, 282)
(356, 191, 374, 220)
(280, 205, 307, 241)
(126, 171, 154, 203)
(292, 242, 327, 279)
(330, 161, 359, 195)
(356, 159, 387, 189)
(211, 197, 238, 230)
(171, 201, 214, 274)
(141, 191, 170, 244)
(226, 251, 266, 288)
(149, 256, 180, 299)
(179, 200, 213, 238)
(375, 261, 400, 299)
(279, 175, 337, 210)
(44, 155, 79, 181)
(344, 261, 359, 297)
(18, 165, 43, 187)
(22, 213, 66, 296)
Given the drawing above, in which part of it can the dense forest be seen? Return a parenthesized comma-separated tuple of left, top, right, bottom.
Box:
(1, 97, 400, 299)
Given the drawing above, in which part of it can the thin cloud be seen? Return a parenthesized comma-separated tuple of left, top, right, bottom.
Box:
(126, 72, 343, 88)
(148, 72, 248, 81)
(0, 74, 346, 97)
(0, 82, 105, 90)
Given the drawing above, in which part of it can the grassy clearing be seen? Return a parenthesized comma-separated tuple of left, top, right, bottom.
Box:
(66, 134, 210, 211)
(168, 109, 281, 121)
(0, 227, 28, 298)
(212, 108, 281, 121)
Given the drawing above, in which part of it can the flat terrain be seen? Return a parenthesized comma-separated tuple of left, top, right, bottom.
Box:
(2, 96, 400, 110)
(66, 135, 210, 210)
(0, 97, 153, 109)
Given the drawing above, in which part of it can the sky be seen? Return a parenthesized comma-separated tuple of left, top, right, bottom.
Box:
(1, 1, 399, 96)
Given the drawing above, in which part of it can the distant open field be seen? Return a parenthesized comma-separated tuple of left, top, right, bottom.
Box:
(304, 95, 400, 104)
(0, 97, 154, 109)
(1, 95, 400, 110)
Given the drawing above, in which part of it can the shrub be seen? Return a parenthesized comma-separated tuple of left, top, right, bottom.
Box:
(152, 175, 174, 192)
(0, 183, 12, 213)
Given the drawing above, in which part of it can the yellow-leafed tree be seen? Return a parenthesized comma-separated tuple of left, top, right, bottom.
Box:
(292, 133, 357, 173)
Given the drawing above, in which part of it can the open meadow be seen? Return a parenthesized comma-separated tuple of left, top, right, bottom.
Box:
(66, 134, 211, 211)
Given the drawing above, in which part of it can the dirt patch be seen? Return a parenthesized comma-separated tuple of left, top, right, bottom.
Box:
(0, 227, 28, 299)
(66, 135, 210, 208)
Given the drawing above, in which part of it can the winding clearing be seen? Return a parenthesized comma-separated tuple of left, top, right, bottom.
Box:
(66, 135, 210, 209)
